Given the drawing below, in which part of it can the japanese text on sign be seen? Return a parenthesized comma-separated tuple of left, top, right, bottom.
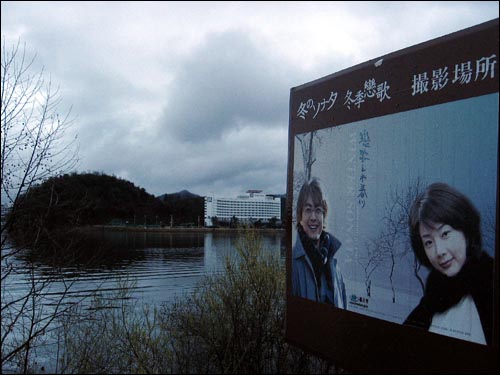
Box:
(358, 129, 370, 208)
(344, 78, 391, 110)
(296, 78, 392, 120)
(412, 53, 497, 95)
(296, 91, 338, 120)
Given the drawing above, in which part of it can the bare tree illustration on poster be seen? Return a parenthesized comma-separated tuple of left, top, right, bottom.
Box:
(359, 178, 426, 302)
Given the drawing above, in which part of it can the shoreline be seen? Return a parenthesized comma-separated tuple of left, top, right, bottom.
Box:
(83, 225, 285, 234)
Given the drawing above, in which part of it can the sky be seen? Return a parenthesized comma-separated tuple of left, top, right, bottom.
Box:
(1, 1, 499, 198)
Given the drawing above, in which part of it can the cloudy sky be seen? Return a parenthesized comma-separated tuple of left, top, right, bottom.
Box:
(1, 1, 498, 198)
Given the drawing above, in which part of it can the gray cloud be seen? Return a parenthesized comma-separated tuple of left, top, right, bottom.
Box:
(2, 1, 498, 198)
(159, 30, 293, 143)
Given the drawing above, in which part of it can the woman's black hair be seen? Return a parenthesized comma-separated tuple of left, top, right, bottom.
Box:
(408, 182, 482, 268)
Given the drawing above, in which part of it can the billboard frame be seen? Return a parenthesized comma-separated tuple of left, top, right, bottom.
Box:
(285, 18, 499, 373)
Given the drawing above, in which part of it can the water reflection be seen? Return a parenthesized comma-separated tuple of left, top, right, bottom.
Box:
(9, 229, 285, 306)
(2, 229, 285, 374)
(97, 229, 206, 250)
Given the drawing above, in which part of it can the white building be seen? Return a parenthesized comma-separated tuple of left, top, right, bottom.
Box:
(204, 190, 281, 227)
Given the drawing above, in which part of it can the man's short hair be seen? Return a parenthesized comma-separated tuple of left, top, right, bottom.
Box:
(296, 177, 328, 227)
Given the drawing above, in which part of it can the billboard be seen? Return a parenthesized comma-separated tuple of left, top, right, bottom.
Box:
(285, 18, 498, 373)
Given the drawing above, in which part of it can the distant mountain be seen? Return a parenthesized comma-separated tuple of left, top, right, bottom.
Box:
(157, 190, 204, 226)
(157, 190, 201, 200)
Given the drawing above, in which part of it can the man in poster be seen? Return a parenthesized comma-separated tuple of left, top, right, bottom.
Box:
(292, 177, 347, 308)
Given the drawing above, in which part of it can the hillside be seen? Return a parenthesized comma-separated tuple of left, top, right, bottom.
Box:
(158, 190, 204, 227)
(7, 172, 165, 246)
(7, 172, 209, 243)
(6, 173, 211, 260)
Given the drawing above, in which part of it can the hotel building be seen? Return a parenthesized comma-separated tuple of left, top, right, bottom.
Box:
(204, 190, 282, 227)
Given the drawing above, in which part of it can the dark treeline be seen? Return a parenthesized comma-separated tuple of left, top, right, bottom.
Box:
(158, 190, 204, 227)
(6, 172, 204, 251)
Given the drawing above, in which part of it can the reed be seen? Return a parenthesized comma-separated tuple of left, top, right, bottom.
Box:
(58, 230, 341, 374)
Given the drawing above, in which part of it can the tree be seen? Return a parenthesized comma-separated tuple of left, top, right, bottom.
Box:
(385, 178, 426, 294)
(358, 239, 386, 297)
(294, 130, 325, 224)
(269, 216, 278, 228)
(296, 132, 317, 182)
(357, 178, 426, 301)
(230, 215, 239, 228)
(211, 215, 219, 228)
(1, 39, 79, 373)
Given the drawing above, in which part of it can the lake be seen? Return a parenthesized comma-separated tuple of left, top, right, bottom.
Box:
(2, 228, 285, 373)
(5, 228, 286, 307)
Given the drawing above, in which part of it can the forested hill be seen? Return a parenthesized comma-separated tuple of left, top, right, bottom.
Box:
(157, 190, 204, 227)
(158, 190, 200, 200)
(8, 172, 204, 237)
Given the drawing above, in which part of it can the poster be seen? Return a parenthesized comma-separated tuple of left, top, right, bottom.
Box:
(286, 18, 498, 373)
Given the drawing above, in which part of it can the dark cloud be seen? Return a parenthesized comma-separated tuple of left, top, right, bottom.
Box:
(2, 1, 497, 198)
(135, 124, 288, 197)
(159, 30, 293, 143)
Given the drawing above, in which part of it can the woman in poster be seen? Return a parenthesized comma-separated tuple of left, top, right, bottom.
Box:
(403, 182, 494, 345)
(292, 177, 347, 308)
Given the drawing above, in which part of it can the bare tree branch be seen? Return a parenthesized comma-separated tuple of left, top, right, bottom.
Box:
(358, 178, 426, 301)
(1, 37, 80, 372)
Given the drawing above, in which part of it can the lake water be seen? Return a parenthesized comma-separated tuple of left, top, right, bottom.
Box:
(5, 229, 286, 308)
(2, 229, 285, 373)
